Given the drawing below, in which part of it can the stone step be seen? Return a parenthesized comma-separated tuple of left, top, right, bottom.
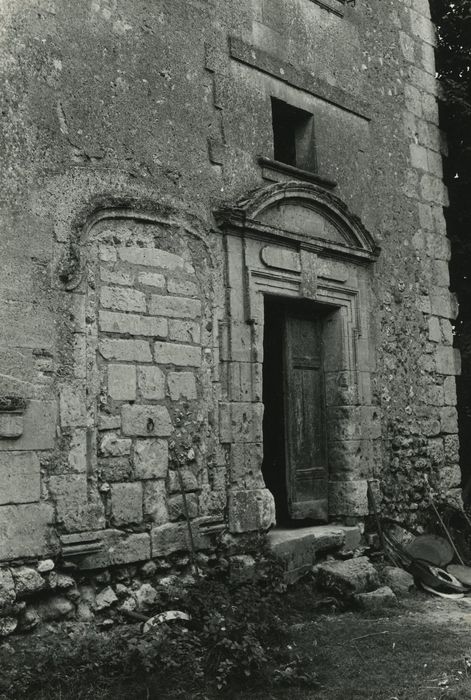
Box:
(267, 524, 362, 583)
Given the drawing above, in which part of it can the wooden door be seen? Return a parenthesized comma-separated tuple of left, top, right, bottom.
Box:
(283, 313, 328, 521)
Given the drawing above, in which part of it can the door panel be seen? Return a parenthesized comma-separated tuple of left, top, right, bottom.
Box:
(284, 313, 328, 521)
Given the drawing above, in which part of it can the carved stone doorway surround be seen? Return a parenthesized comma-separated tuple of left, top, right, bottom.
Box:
(215, 181, 380, 533)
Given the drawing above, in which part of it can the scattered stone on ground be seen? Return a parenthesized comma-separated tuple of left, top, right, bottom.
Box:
(382, 566, 415, 595)
(94, 586, 118, 611)
(314, 556, 380, 597)
(354, 585, 397, 610)
(36, 596, 75, 621)
(135, 583, 158, 610)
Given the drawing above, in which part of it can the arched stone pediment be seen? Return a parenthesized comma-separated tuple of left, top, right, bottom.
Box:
(215, 181, 379, 263)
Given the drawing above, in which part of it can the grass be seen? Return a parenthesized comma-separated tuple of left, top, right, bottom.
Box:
(2, 583, 471, 699)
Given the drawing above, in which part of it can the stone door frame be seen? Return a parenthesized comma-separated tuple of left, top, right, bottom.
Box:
(215, 181, 381, 532)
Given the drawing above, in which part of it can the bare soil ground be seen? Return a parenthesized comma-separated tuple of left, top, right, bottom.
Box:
(3, 590, 471, 699)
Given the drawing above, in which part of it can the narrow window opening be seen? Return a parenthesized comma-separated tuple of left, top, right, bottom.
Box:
(271, 97, 316, 172)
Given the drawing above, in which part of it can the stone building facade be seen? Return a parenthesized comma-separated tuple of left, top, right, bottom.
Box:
(0, 0, 460, 582)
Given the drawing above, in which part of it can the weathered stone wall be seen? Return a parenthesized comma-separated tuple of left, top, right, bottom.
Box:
(0, 0, 460, 593)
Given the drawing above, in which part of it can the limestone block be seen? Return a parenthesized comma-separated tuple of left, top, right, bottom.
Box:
(167, 278, 198, 296)
(77, 531, 151, 569)
(410, 9, 436, 45)
(168, 493, 199, 521)
(133, 439, 168, 479)
(108, 364, 136, 400)
(154, 341, 201, 367)
(382, 566, 414, 595)
(0, 451, 40, 504)
(326, 406, 362, 442)
(167, 372, 197, 400)
(440, 465, 461, 489)
(228, 488, 275, 533)
(200, 489, 226, 516)
(0, 503, 57, 561)
(49, 474, 105, 532)
(329, 439, 380, 479)
(400, 30, 415, 62)
(410, 142, 428, 170)
(324, 371, 360, 406)
(99, 457, 132, 482)
(99, 339, 152, 363)
(430, 291, 454, 319)
(100, 267, 133, 286)
(328, 480, 368, 517)
(138, 365, 165, 399)
(143, 480, 168, 524)
(59, 384, 86, 428)
(151, 519, 211, 557)
(0, 413, 23, 438)
(404, 83, 422, 117)
(99, 414, 121, 431)
(100, 286, 146, 313)
(169, 319, 201, 344)
(0, 568, 15, 608)
(12, 567, 45, 597)
(229, 442, 264, 488)
(99, 311, 167, 338)
(99, 245, 117, 262)
(440, 406, 458, 434)
(149, 295, 201, 320)
(425, 383, 443, 406)
(100, 433, 132, 457)
(421, 42, 436, 75)
(68, 429, 87, 473)
(138, 271, 166, 288)
(354, 586, 396, 610)
(428, 317, 441, 343)
(436, 346, 460, 375)
(422, 93, 439, 125)
(446, 488, 463, 509)
(168, 467, 198, 493)
(315, 557, 380, 597)
(150, 522, 191, 556)
(420, 173, 444, 204)
(444, 434, 460, 462)
(111, 482, 143, 525)
(440, 319, 454, 346)
(220, 402, 263, 443)
(122, 405, 172, 437)
(119, 246, 193, 273)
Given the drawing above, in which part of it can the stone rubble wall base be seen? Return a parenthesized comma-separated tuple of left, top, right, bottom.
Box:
(228, 489, 276, 533)
(0, 522, 230, 637)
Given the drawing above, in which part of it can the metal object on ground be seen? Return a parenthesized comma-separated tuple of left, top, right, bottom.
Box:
(405, 534, 454, 567)
(421, 584, 465, 600)
(142, 610, 191, 634)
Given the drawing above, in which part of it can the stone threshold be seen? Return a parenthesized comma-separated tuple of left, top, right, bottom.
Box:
(267, 523, 362, 583)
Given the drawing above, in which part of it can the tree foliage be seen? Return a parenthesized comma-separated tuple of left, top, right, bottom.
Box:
(431, 1, 471, 313)
(431, 0, 471, 485)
